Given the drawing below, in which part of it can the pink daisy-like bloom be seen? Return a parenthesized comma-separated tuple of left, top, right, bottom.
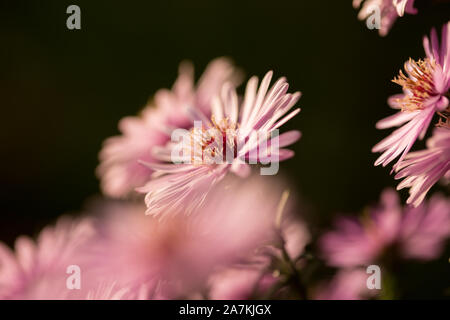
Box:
(97, 58, 241, 198)
(373, 22, 450, 170)
(320, 189, 450, 268)
(320, 189, 400, 268)
(395, 127, 450, 207)
(353, 0, 417, 36)
(397, 193, 450, 260)
(88, 173, 299, 298)
(137, 71, 302, 216)
(0, 217, 98, 299)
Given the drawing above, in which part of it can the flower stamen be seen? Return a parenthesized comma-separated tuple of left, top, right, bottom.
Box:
(188, 117, 238, 165)
(393, 58, 436, 112)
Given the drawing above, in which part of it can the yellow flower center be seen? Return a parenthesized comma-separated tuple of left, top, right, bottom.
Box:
(187, 116, 238, 165)
(393, 58, 436, 112)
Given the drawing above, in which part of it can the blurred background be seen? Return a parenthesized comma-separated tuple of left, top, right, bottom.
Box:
(0, 0, 449, 298)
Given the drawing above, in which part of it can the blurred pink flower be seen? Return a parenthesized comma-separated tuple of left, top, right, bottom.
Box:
(320, 189, 400, 268)
(320, 189, 450, 268)
(397, 193, 450, 260)
(314, 269, 375, 300)
(207, 218, 310, 300)
(0, 174, 301, 300)
(395, 127, 450, 207)
(353, 0, 417, 36)
(97, 58, 241, 198)
(89, 173, 300, 298)
(0, 217, 97, 299)
(138, 71, 302, 216)
(373, 22, 450, 170)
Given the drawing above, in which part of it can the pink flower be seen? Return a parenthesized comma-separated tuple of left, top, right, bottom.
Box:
(88, 174, 300, 298)
(353, 0, 417, 36)
(0, 174, 299, 300)
(320, 189, 400, 268)
(320, 189, 450, 268)
(395, 127, 450, 207)
(0, 217, 97, 299)
(397, 193, 450, 260)
(373, 22, 450, 169)
(314, 269, 375, 300)
(137, 71, 302, 216)
(207, 217, 310, 300)
(97, 58, 241, 198)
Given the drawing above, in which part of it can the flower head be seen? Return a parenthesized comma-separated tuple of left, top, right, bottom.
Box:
(353, 0, 417, 36)
(397, 193, 450, 260)
(320, 189, 450, 268)
(97, 58, 241, 198)
(373, 22, 450, 170)
(138, 71, 301, 216)
(87, 174, 300, 298)
(320, 189, 400, 268)
(0, 217, 97, 299)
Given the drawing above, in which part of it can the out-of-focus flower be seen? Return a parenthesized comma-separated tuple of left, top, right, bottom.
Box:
(138, 71, 302, 216)
(97, 58, 241, 198)
(320, 189, 400, 267)
(0, 217, 97, 299)
(314, 269, 375, 300)
(397, 193, 450, 260)
(373, 22, 450, 172)
(395, 127, 450, 206)
(89, 173, 301, 298)
(353, 0, 417, 36)
(0, 174, 304, 300)
(207, 218, 310, 300)
(320, 189, 450, 268)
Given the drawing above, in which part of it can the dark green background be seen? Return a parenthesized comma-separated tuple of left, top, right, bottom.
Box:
(0, 0, 449, 298)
